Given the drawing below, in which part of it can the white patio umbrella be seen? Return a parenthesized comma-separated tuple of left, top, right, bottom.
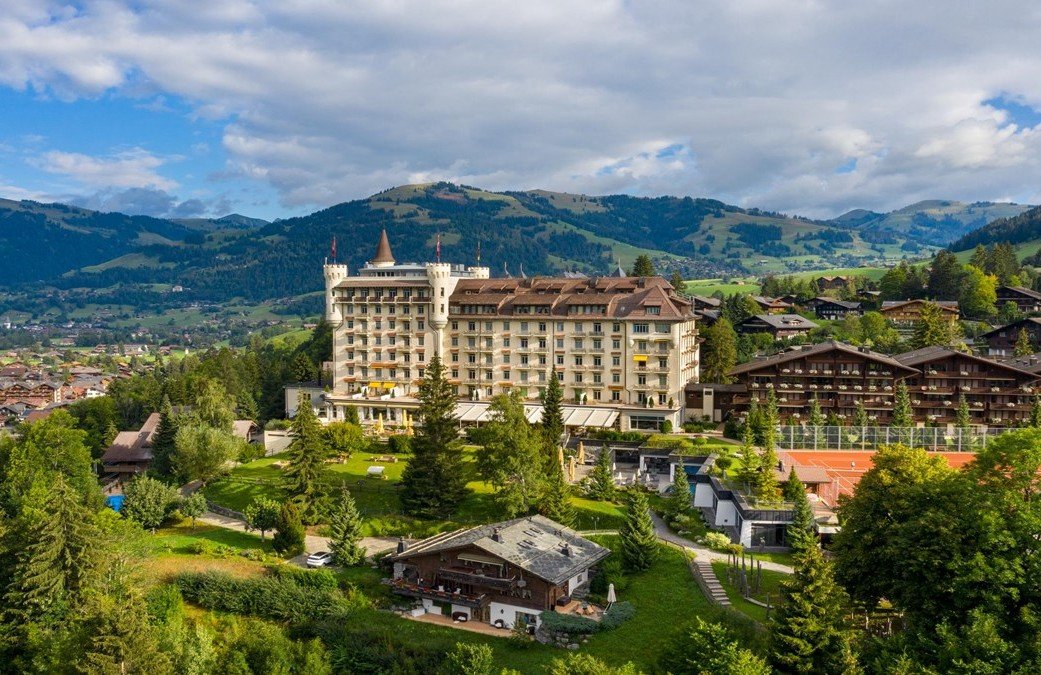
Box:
(607, 583, 616, 604)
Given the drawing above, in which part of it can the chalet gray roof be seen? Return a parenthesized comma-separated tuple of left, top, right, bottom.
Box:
(880, 299, 959, 310)
(391, 514, 610, 586)
(1006, 352, 1041, 374)
(729, 340, 917, 376)
(894, 346, 1041, 378)
(742, 313, 818, 329)
(813, 297, 861, 310)
(980, 317, 1041, 339)
(998, 285, 1041, 301)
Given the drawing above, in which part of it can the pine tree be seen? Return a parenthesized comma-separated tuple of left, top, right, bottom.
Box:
(272, 502, 306, 556)
(1031, 395, 1041, 429)
(891, 380, 913, 428)
(668, 466, 692, 518)
(785, 469, 816, 554)
(754, 390, 780, 503)
(956, 394, 971, 430)
(853, 400, 868, 428)
(541, 372, 565, 446)
(151, 395, 180, 479)
(284, 392, 331, 523)
(771, 543, 858, 674)
(1014, 328, 1034, 357)
(736, 422, 760, 488)
(668, 270, 687, 295)
(701, 318, 739, 384)
(619, 489, 657, 572)
(587, 447, 616, 502)
(328, 486, 364, 566)
(911, 301, 961, 349)
(538, 460, 576, 527)
(631, 255, 655, 277)
(808, 396, 825, 449)
(400, 356, 469, 518)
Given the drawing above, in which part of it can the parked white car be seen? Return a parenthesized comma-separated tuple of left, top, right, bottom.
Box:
(306, 551, 334, 568)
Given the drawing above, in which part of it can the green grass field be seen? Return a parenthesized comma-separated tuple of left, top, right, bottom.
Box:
(204, 448, 628, 537)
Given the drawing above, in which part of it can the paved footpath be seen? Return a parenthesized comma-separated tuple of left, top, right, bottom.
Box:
(649, 511, 794, 574)
(197, 511, 398, 565)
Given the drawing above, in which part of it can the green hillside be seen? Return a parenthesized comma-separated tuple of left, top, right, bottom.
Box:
(831, 200, 1032, 246)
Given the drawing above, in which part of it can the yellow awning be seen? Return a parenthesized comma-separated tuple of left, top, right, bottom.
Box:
(633, 355, 648, 363)
(367, 381, 381, 388)
(382, 382, 395, 389)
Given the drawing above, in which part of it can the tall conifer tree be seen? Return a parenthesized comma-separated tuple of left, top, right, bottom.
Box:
(619, 489, 657, 572)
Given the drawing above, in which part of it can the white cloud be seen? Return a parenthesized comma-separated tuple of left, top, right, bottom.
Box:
(35, 148, 177, 191)
(2, 1, 1041, 216)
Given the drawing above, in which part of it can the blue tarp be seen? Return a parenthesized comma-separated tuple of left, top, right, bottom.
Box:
(106, 495, 125, 513)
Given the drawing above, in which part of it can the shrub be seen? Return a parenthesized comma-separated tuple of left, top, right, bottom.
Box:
(589, 557, 629, 597)
(661, 420, 673, 434)
(591, 430, 646, 442)
(176, 571, 355, 622)
(187, 541, 213, 556)
(701, 531, 734, 552)
(265, 419, 291, 430)
(386, 434, 411, 454)
(642, 434, 695, 452)
(239, 443, 267, 463)
(539, 611, 599, 636)
(598, 601, 635, 631)
(273, 502, 306, 556)
(267, 564, 338, 591)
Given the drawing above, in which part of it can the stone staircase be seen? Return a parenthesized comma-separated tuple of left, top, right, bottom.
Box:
(692, 560, 731, 607)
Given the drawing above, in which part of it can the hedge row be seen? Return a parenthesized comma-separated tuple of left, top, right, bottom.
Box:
(176, 570, 354, 622)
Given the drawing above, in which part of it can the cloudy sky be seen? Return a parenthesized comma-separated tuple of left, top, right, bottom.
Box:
(2, 0, 1041, 221)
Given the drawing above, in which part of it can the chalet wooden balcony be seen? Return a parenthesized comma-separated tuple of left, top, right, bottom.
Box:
(384, 578, 488, 608)
(437, 567, 518, 591)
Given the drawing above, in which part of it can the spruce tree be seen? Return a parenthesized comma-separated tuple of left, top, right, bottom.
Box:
(542, 372, 565, 446)
(328, 485, 364, 566)
(400, 356, 469, 518)
(956, 394, 971, 430)
(150, 396, 179, 481)
(736, 422, 760, 488)
(283, 392, 331, 523)
(1014, 328, 1034, 357)
(784, 470, 816, 554)
(668, 465, 692, 518)
(754, 390, 780, 503)
(808, 396, 825, 449)
(701, 318, 739, 384)
(587, 447, 616, 502)
(853, 400, 868, 428)
(782, 467, 804, 503)
(771, 543, 858, 674)
(538, 459, 576, 527)
(891, 380, 913, 428)
(631, 254, 655, 277)
(619, 489, 657, 572)
(1031, 395, 1041, 429)
(272, 501, 306, 556)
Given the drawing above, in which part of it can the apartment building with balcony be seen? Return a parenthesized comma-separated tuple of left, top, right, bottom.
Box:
(322, 231, 699, 431)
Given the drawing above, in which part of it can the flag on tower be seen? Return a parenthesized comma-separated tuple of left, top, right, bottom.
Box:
(436, 233, 441, 262)
(476, 240, 481, 264)
(330, 236, 337, 263)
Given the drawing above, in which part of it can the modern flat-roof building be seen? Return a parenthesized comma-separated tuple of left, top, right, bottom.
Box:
(322, 231, 699, 431)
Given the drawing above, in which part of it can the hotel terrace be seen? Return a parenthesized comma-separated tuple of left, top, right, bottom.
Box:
(321, 231, 700, 432)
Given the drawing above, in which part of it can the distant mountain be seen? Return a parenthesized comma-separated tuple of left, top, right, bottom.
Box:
(172, 213, 270, 232)
(949, 205, 1041, 252)
(0, 183, 957, 313)
(0, 198, 197, 285)
(830, 200, 1032, 246)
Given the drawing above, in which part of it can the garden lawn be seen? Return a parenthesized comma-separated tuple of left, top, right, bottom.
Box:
(205, 449, 628, 537)
(139, 521, 273, 585)
(712, 560, 789, 624)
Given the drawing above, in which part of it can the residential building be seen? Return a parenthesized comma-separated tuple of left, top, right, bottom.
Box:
(805, 297, 862, 320)
(996, 285, 1041, 315)
(386, 515, 610, 627)
(323, 231, 699, 431)
(688, 340, 1041, 428)
(690, 295, 721, 311)
(815, 275, 852, 292)
(750, 296, 792, 314)
(880, 299, 959, 326)
(737, 313, 818, 339)
(893, 346, 1040, 426)
(0, 378, 63, 408)
(981, 317, 1041, 357)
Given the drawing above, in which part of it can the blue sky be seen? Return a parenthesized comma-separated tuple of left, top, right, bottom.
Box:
(2, 1, 1041, 220)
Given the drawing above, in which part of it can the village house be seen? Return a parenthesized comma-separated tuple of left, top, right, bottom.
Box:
(879, 299, 959, 326)
(982, 318, 1041, 357)
(805, 297, 863, 321)
(386, 515, 610, 629)
(815, 275, 853, 292)
(995, 285, 1041, 315)
(737, 313, 818, 339)
(750, 296, 793, 314)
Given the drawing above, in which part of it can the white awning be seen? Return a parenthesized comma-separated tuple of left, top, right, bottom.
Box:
(450, 401, 619, 428)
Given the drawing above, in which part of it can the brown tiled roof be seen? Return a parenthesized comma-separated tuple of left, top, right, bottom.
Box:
(729, 340, 918, 376)
(450, 276, 693, 319)
(894, 346, 1041, 379)
(998, 285, 1041, 301)
(741, 314, 818, 330)
(880, 300, 959, 312)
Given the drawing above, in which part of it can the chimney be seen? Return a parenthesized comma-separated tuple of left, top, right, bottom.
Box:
(396, 537, 407, 554)
(491, 527, 501, 543)
(561, 543, 572, 557)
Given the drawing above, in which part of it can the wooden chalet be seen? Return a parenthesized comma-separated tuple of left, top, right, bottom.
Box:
(815, 275, 852, 292)
(996, 285, 1041, 315)
(880, 299, 959, 326)
(387, 515, 610, 628)
(726, 341, 918, 424)
(894, 346, 1041, 426)
(690, 295, 721, 312)
(805, 297, 863, 321)
(750, 296, 793, 314)
(981, 318, 1041, 357)
(737, 313, 818, 339)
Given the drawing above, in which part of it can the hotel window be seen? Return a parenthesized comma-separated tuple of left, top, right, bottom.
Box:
(613, 373, 621, 383)
(593, 322, 602, 333)
(452, 353, 460, 362)
(503, 337, 511, 347)
(521, 355, 529, 365)
(593, 339, 602, 349)
(575, 322, 583, 333)
(575, 373, 584, 383)
(468, 369, 477, 379)
(574, 338, 584, 349)
(468, 337, 476, 347)
(658, 375, 667, 386)
(575, 356, 584, 366)
(539, 371, 547, 382)
(468, 321, 476, 331)
(418, 335, 425, 344)
(485, 371, 493, 381)
(655, 322, 669, 332)
(503, 370, 511, 380)
(638, 375, 647, 385)
(556, 338, 564, 349)
(452, 337, 459, 346)
(484, 321, 492, 330)
(612, 356, 620, 366)
(485, 337, 492, 348)
(503, 354, 511, 364)
(539, 338, 547, 349)
(659, 358, 668, 368)
(418, 319, 425, 329)
(593, 356, 602, 367)
(467, 354, 476, 364)
(418, 353, 425, 362)
(389, 369, 396, 378)
(593, 390, 602, 401)
(593, 373, 602, 383)
(520, 371, 529, 382)
(612, 339, 621, 349)
(451, 369, 459, 378)
(539, 355, 547, 365)
(612, 391, 621, 401)
(502, 321, 510, 330)
(613, 322, 621, 332)
(520, 321, 529, 331)
(658, 393, 667, 405)
(557, 371, 564, 381)
(521, 338, 529, 348)
(556, 322, 564, 331)
(539, 322, 547, 331)
(556, 355, 564, 365)
(633, 323, 649, 334)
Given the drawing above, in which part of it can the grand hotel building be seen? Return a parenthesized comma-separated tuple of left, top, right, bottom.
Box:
(321, 231, 699, 431)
